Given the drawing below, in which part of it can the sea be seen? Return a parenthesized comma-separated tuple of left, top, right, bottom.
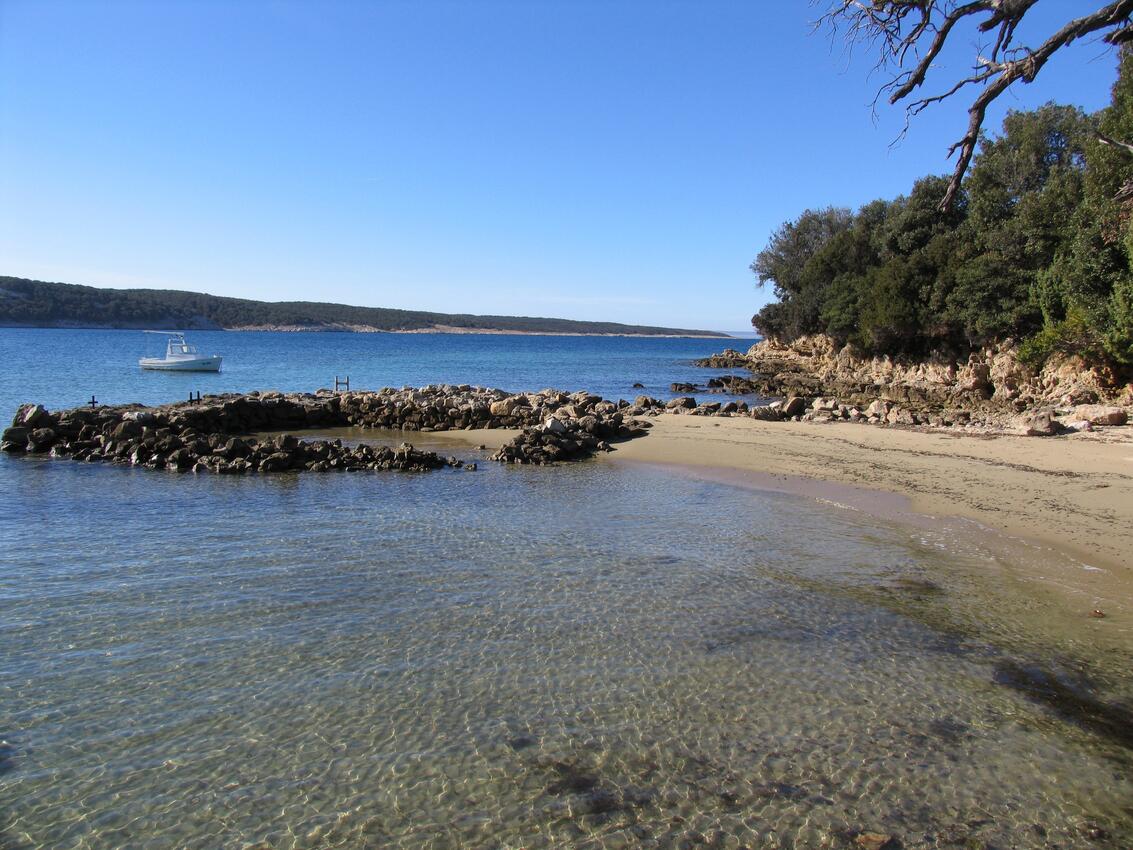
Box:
(0, 328, 1130, 850)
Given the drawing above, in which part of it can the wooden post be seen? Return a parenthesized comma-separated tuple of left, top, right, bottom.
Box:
(89, 395, 98, 408)
(335, 376, 350, 393)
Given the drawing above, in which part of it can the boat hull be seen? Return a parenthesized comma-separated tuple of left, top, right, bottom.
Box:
(139, 356, 222, 372)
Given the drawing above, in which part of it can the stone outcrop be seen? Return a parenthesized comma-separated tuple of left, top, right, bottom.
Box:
(2, 386, 652, 474)
(696, 334, 1133, 420)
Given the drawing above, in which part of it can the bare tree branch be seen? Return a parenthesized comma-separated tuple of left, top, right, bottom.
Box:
(1098, 130, 1133, 154)
(817, 0, 1133, 209)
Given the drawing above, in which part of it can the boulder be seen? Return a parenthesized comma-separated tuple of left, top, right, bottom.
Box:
(15, 403, 50, 428)
(1, 426, 29, 452)
(666, 397, 696, 410)
(781, 396, 807, 417)
(489, 398, 516, 416)
(670, 382, 698, 393)
(27, 427, 58, 452)
(750, 405, 782, 422)
(1020, 409, 1060, 436)
(543, 417, 568, 435)
(112, 420, 144, 440)
(1072, 404, 1127, 426)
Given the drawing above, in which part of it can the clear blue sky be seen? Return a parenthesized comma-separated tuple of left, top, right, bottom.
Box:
(0, 1, 1121, 333)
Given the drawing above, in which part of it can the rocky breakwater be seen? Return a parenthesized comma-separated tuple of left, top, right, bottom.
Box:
(487, 392, 652, 464)
(1, 385, 653, 474)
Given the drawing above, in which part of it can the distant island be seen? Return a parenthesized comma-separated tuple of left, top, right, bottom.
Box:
(0, 276, 727, 337)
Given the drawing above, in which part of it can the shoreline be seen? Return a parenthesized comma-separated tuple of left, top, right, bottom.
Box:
(402, 416, 1133, 637)
(596, 415, 1133, 574)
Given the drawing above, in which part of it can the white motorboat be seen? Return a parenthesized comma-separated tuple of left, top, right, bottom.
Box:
(139, 331, 222, 372)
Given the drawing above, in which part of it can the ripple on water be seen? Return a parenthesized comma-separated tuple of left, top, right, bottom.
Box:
(0, 456, 1130, 849)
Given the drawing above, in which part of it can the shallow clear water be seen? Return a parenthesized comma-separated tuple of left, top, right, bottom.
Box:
(1, 330, 1131, 849)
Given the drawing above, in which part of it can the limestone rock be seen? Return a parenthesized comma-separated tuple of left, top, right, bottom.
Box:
(749, 405, 782, 422)
(1020, 409, 1060, 436)
(1073, 404, 1127, 426)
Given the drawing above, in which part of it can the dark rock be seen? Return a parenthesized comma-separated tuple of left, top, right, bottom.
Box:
(27, 427, 58, 452)
(14, 403, 51, 429)
(666, 397, 696, 410)
(1, 426, 29, 452)
(693, 349, 749, 368)
(781, 396, 807, 417)
(670, 382, 698, 393)
(166, 448, 196, 471)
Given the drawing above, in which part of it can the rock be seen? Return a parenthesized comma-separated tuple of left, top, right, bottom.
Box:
(666, 397, 696, 410)
(885, 408, 915, 426)
(489, 398, 516, 416)
(854, 833, 894, 850)
(1020, 409, 1061, 436)
(1073, 404, 1127, 426)
(15, 403, 51, 428)
(632, 382, 645, 388)
(543, 417, 568, 435)
(750, 405, 782, 421)
(166, 448, 196, 471)
(112, 420, 144, 441)
(865, 399, 889, 418)
(1, 426, 29, 452)
(693, 349, 749, 368)
(670, 382, 698, 393)
(781, 396, 807, 417)
(27, 427, 58, 452)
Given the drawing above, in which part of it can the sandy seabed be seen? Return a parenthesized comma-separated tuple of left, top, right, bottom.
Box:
(436, 414, 1133, 631)
(598, 415, 1133, 627)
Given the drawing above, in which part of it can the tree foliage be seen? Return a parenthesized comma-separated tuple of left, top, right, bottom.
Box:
(0, 277, 723, 337)
(752, 54, 1133, 375)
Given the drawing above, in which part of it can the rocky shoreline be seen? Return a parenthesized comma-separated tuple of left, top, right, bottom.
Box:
(694, 335, 1133, 435)
(7, 338, 1133, 480)
(1, 386, 653, 474)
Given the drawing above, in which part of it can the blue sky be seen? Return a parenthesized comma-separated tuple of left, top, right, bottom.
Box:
(0, 1, 1122, 333)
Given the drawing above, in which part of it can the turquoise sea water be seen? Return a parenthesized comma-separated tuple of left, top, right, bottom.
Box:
(1, 329, 1131, 849)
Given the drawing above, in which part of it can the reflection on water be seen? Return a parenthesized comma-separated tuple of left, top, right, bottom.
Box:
(0, 455, 1130, 849)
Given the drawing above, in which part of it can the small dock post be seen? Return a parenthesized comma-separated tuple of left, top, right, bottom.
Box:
(335, 376, 350, 393)
(89, 395, 98, 408)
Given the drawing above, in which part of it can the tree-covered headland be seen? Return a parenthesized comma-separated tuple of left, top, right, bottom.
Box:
(754, 4, 1133, 381)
